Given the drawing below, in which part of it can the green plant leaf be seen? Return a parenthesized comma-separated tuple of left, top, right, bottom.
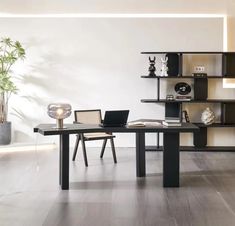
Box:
(0, 37, 25, 122)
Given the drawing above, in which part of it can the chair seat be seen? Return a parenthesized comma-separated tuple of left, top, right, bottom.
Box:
(83, 132, 115, 140)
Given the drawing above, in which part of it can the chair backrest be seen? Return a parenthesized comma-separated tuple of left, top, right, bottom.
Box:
(74, 109, 102, 124)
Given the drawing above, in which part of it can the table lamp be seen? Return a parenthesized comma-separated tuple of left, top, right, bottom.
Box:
(47, 103, 72, 129)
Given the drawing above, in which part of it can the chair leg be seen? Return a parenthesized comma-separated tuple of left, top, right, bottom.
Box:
(100, 139, 107, 158)
(110, 138, 117, 163)
(72, 134, 80, 161)
(81, 135, 88, 167)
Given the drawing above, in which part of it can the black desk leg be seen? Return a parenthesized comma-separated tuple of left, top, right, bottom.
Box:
(60, 134, 70, 190)
(136, 132, 146, 177)
(163, 132, 179, 187)
(59, 136, 61, 185)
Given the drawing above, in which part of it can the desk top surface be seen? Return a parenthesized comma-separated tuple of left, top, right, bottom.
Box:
(34, 122, 199, 136)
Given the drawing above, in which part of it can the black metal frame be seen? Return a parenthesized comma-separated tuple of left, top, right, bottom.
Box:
(141, 51, 235, 152)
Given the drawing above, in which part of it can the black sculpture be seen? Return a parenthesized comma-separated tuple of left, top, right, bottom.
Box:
(148, 56, 156, 77)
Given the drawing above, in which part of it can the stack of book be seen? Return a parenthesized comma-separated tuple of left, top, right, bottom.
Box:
(128, 119, 162, 127)
(162, 117, 181, 127)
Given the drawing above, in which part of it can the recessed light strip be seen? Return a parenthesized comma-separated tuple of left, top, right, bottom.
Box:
(222, 16, 234, 88)
(0, 13, 226, 18)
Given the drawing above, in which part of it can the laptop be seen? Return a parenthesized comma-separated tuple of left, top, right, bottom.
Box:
(100, 110, 129, 127)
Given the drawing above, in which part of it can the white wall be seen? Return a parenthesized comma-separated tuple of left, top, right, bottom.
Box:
(0, 0, 229, 14)
(0, 17, 227, 147)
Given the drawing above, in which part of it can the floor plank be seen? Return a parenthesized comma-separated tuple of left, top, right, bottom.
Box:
(1, 148, 235, 225)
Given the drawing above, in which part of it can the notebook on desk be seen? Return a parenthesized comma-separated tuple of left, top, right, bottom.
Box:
(100, 110, 129, 127)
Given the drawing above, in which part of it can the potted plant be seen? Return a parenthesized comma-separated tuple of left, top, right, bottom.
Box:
(0, 37, 25, 145)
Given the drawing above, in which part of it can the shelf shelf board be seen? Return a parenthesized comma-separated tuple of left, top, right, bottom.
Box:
(194, 123, 235, 127)
(141, 99, 235, 103)
(141, 51, 235, 54)
(145, 145, 235, 152)
(141, 75, 235, 79)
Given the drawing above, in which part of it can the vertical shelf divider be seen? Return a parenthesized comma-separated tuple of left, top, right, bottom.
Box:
(179, 53, 183, 76)
(157, 77, 160, 148)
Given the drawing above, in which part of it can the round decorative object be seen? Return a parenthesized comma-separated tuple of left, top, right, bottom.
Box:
(201, 107, 215, 125)
(175, 82, 191, 95)
(48, 103, 72, 128)
(48, 103, 71, 119)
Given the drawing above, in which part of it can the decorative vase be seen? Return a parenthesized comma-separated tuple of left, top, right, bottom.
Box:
(0, 121, 11, 145)
(201, 108, 215, 125)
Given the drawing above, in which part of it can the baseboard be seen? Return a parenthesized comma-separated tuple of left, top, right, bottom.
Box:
(0, 142, 57, 152)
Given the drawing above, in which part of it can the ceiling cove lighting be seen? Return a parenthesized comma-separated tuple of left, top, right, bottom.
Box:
(0, 12, 227, 153)
(0, 13, 229, 86)
(0, 13, 226, 18)
(0, 13, 229, 88)
(221, 15, 235, 88)
(0, 13, 226, 49)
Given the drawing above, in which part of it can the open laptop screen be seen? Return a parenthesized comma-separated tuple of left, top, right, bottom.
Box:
(102, 110, 129, 127)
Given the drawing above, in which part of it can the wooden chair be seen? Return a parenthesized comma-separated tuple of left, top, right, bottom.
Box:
(72, 109, 117, 166)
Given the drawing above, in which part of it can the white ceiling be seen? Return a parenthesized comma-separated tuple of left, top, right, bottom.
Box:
(0, 0, 232, 14)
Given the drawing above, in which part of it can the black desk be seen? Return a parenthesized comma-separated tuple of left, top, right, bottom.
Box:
(34, 123, 198, 190)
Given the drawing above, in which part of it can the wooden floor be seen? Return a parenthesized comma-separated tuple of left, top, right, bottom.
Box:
(1, 147, 235, 226)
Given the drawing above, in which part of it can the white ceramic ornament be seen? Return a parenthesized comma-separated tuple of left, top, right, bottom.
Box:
(201, 107, 215, 125)
(160, 56, 168, 77)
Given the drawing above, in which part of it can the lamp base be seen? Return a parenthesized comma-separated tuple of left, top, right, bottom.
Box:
(55, 119, 65, 129)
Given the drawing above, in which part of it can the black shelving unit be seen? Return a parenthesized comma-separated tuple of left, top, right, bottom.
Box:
(141, 75, 235, 79)
(141, 99, 235, 103)
(141, 51, 235, 152)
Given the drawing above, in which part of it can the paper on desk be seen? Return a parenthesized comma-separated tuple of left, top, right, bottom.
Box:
(127, 120, 162, 127)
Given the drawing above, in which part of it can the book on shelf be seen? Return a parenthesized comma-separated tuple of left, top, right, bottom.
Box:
(127, 119, 162, 127)
(165, 117, 180, 123)
(182, 110, 190, 123)
(192, 73, 207, 77)
(162, 121, 182, 127)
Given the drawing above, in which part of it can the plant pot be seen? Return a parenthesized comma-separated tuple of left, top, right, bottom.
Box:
(0, 121, 11, 145)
